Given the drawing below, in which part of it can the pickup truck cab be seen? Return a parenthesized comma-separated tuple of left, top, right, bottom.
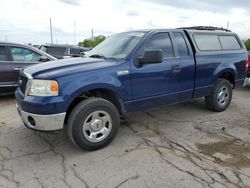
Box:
(15, 27, 249, 150)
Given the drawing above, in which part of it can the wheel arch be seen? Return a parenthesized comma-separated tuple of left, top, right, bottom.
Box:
(64, 85, 125, 124)
(215, 68, 237, 88)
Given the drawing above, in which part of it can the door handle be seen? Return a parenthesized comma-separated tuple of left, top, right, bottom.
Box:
(14, 67, 22, 71)
(171, 65, 181, 73)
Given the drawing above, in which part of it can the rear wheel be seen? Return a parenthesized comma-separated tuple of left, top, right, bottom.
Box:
(67, 98, 120, 151)
(205, 79, 232, 112)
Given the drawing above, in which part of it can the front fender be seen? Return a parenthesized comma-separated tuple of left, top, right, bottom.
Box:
(60, 73, 128, 112)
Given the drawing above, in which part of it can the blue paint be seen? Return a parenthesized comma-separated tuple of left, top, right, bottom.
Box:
(15, 29, 248, 115)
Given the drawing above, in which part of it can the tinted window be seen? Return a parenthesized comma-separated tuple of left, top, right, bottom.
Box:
(46, 47, 67, 57)
(70, 48, 80, 54)
(143, 33, 174, 58)
(173, 32, 189, 56)
(0, 46, 6, 61)
(79, 48, 85, 53)
(10, 47, 41, 62)
(194, 34, 221, 51)
(219, 35, 241, 50)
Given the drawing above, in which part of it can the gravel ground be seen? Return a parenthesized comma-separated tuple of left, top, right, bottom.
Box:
(0, 86, 249, 188)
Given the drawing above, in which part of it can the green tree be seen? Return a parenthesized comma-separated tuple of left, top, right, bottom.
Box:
(244, 39, 250, 50)
(79, 35, 106, 48)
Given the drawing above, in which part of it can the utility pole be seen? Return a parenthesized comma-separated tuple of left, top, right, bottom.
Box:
(74, 21, 76, 44)
(50, 18, 53, 44)
(227, 21, 229, 30)
(5, 35, 7, 42)
(91, 29, 94, 38)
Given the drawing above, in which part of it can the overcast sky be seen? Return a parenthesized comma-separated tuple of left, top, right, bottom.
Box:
(0, 0, 250, 44)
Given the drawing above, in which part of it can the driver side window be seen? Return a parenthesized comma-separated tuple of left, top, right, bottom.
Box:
(10, 47, 42, 62)
(141, 33, 174, 58)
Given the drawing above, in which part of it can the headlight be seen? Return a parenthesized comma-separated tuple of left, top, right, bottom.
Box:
(27, 79, 59, 96)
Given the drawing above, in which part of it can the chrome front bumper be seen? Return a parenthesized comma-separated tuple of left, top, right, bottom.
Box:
(243, 77, 250, 87)
(17, 106, 66, 131)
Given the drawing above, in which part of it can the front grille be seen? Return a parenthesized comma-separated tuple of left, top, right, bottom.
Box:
(19, 74, 28, 95)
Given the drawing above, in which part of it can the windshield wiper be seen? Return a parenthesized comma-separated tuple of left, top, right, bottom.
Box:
(89, 54, 107, 59)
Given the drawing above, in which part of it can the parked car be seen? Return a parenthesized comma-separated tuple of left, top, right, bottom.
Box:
(248, 51, 250, 77)
(40, 44, 90, 59)
(0, 42, 56, 94)
(16, 27, 248, 151)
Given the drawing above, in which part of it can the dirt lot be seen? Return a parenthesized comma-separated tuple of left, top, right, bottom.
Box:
(0, 87, 250, 188)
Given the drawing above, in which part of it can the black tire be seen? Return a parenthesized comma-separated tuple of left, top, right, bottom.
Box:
(205, 79, 232, 112)
(67, 98, 120, 151)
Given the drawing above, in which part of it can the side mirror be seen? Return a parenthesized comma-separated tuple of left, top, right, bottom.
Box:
(138, 50, 163, 65)
(39, 56, 50, 62)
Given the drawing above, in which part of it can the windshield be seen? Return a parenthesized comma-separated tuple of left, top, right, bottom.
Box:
(86, 32, 146, 60)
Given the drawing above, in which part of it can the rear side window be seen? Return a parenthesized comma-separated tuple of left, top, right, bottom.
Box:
(79, 48, 85, 53)
(143, 33, 174, 58)
(70, 48, 80, 54)
(219, 35, 241, 50)
(194, 34, 221, 51)
(0, 46, 7, 61)
(47, 47, 67, 57)
(173, 32, 189, 56)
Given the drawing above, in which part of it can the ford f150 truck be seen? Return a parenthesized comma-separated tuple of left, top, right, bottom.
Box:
(15, 27, 249, 150)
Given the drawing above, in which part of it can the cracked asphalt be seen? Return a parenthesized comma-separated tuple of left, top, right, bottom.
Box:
(0, 86, 250, 188)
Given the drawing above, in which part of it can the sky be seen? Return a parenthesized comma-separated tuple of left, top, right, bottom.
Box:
(0, 0, 250, 45)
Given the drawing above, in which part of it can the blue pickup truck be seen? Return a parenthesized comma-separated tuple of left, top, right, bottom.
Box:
(15, 27, 249, 150)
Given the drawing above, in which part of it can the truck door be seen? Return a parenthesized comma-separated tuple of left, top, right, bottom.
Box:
(131, 32, 182, 111)
(172, 32, 195, 101)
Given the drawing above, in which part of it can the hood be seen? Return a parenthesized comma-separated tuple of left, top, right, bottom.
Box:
(23, 57, 120, 79)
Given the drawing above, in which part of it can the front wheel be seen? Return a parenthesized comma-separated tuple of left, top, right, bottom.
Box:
(205, 79, 233, 112)
(67, 98, 120, 151)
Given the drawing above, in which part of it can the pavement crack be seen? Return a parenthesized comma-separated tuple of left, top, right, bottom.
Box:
(154, 146, 213, 188)
(144, 111, 195, 124)
(37, 133, 71, 188)
(0, 146, 13, 155)
(5, 149, 51, 161)
(114, 174, 139, 188)
(123, 143, 144, 153)
(124, 117, 248, 188)
(0, 146, 19, 188)
(0, 169, 20, 188)
(70, 166, 89, 188)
